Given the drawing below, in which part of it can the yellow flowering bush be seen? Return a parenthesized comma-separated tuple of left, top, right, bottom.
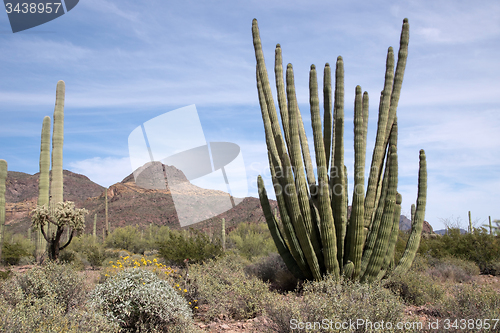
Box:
(101, 255, 199, 312)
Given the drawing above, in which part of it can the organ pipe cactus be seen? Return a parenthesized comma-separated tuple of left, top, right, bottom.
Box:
(252, 18, 427, 282)
(0, 160, 7, 263)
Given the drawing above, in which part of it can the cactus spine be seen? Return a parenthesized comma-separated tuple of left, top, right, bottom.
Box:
(253, 18, 426, 282)
(0, 160, 7, 263)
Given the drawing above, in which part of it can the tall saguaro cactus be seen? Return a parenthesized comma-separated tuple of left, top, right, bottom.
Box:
(37, 116, 51, 258)
(50, 80, 65, 207)
(32, 81, 88, 261)
(0, 160, 7, 263)
(253, 18, 427, 282)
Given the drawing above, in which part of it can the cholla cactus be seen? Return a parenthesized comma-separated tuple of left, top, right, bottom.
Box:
(31, 201, 88, 260)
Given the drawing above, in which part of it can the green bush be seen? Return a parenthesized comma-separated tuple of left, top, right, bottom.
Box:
(226, 222, 277, 262)
(85, 244, 106, 269)
(157, 228, 223, 266)
(1, 241, 30, 265)
(422, 228, 500, 275)
(104, 226, 147, 254)
(89, 268, 194, 332)
(187, 253, 271, 320)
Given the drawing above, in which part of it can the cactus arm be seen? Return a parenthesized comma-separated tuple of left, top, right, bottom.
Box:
(364, 47, 395, 230)
(323, 63, 333, 170)
(50, 80, 65, 206)
(361, 144, 398, 283)
(342, 261, 354, 279)
(392, 149, 427, 276)
(310, 64, 339, 277)
(280, 152, 322, 280)
(283, 64, 316, 188)
(360, 143, 392, 276)
(275, 44, 291, 153)
(345, 86, 366, 279)
(287, 64, 323, 264)
(269, 154, 312, 278)
(252, 19, 288, 168)
(385, 19, 409, 146)
(258, 176, 306, 280)
(331, 56, 347, 269)
(257, 66, 282, 171)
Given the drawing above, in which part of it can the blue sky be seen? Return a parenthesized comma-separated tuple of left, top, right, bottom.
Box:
(0, 0, 499, 231)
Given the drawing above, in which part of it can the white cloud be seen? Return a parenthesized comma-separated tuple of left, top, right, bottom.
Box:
(68, 156, 132, 187)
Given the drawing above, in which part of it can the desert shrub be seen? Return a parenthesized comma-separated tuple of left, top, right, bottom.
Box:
(101, 255, 177, 283)
(187, 253, 272, 320)
(89, 268, 194, 332)
(0, 261, 87, 313)
(423, 228, 500, 275)
(226, 222, 277, 262)
(0, 270, 12, 280)
(0, 294, 120, 333)
(384, 256, 444, 306)
(1, 241, 30, 265)
(264, 276, 405, 333)
(436, 283, 500, 332)
(157, 228, 223, 266)
(85, 244, 106, 269)
(1, 233, 34, 265)
(244, 252, 298, 292)
(143, 225, 171, 250)
(104, 226, 147, 254)
(427, 256, 480, 283)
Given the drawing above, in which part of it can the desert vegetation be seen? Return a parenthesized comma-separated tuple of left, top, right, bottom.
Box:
(0, 223, 499, 332)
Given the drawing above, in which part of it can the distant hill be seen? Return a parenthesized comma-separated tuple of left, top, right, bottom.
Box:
(399, 215, 434, 234)
(3, 165, 278, 236)
(434, 228, 468, 235)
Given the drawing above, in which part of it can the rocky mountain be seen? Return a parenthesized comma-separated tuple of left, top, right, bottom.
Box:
(399, 215, 434, 234)
(3, 164, 434, 237)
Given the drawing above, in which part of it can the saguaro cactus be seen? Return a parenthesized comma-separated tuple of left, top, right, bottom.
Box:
(0, 160, 7, 263)
(252, 18, 427, 282)
(36, 116, 51, 258)
(221, 218, 226, 251)
(32, 81, 88, 261)
(93, 213, 97, 244)
(105, 187, 109, 237)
